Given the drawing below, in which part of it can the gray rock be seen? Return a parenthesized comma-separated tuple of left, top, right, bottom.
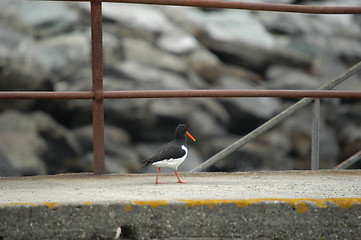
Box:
(258, 11, 361, 64)
(0, 12, 49, 97)
(338, 123, 361, 167)
(203, 10, 275, 48)
(187, 106, 229, 139)
(215, 76, 282, 133)
(5, 1, 80, 38)
(159, 6, 205, 36)
(37, 32, 91, 80)
(102, 3, 175, 36)
(198, 128, 294, 172)
(0, 110, 83, 176)
(184, 47, 222, 83)
(30, 112, 82, 174)
(74, 125, 141, 173)
(266, 65, 320, 90)
(111, 61, 192, 90)
(0, 111, 47, 176)
(157, 30, 200, 54)
(0, 152, 20, 176)
(123, 37, 188, 74)
(202, 33, 314, 72)
(281, 107, 340, 169)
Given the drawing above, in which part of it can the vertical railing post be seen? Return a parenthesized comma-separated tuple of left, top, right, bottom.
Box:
(311, 98, 320, 170)
(91, 1, 105, 174)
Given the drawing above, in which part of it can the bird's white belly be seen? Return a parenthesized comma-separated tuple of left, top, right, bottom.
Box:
(152, 145, 188, 169)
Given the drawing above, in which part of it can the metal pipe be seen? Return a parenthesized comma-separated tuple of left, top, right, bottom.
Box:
(71, 0, 361, 14)
(333, 149, 361, 169)
(0, 91, 94, 99)
(191, 61, 361, 172)
(103, 90, 361, 99)
(0, 90, 361, 100)
(311, 98, 320, 170)
(91, 1, 105, 175)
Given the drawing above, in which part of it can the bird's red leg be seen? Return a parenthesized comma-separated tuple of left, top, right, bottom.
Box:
(155, 167, 163, 184)
(175, 170, 186, 183)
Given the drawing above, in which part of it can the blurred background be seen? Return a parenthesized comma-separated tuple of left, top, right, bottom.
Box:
(0, 0, 360, 176)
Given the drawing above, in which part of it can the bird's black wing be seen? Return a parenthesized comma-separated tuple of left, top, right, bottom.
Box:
(143, 141, 186, 166)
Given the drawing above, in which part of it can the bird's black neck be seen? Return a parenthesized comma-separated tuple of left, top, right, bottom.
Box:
(175, 132, 187, 146)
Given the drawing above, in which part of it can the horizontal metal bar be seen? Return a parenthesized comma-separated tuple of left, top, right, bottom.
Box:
(333, 149, 361, 169)
(103, 90, 361, 99)
(0, 90, 361, 100)
(69, 0, 361, 14)
(0, 91, 94, 99)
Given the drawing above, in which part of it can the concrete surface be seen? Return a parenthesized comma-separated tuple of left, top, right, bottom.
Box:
(0, 170, 360, 239)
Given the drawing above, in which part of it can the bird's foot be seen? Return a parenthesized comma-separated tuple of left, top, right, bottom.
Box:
(156, 181, 164, 184)
(177, 180, 186, 183)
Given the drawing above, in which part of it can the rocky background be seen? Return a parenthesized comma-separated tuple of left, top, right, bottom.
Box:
(0, 0, 360, 176)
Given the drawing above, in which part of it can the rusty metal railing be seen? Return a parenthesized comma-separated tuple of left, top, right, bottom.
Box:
(4, 1, 361, 174)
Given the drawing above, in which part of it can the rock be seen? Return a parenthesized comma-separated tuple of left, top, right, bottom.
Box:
(163, 7, 313, 73)
(159, 6, 206, 36)
(157, 30, 200, 55)
(258, 11, 361, 66)
(0, 111, 47, 176)
(198, 128, 293, 172)
(0, 152, 21, 176)
(30, 112, 83, 174)
(184, 47, 222, 83)
(215, 76, 282, 133)
(0, 10, 50, 113)
(330, 102, 361, 168)
(123, 37, 188, 74)
(37, 32, 91, 81)
(196, 9, 315, 72)
(103, 32, 125, 68)
(102, 3, 175, 36)
(110, 60, 193, 89)
(187, 106, 229, 139)
(0, 110, 84, 176)
(74, 125, 141, 173)
(5, 1, 80, 38)
(281, 107, 340, 169)
(203, 10, 275, 48)
(338, 123, 361, 168)
(266, 65, 320, 90)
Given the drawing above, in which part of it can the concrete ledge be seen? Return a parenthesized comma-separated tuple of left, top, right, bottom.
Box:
(0, 170, 360, 239)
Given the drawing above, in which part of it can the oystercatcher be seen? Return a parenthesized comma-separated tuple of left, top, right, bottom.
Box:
(143, 124, 196, 184)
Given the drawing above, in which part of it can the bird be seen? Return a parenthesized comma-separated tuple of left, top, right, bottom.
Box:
(143, 124, 196, 184)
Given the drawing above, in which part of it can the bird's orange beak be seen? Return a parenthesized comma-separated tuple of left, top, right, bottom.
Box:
(186, 131, 196, 142)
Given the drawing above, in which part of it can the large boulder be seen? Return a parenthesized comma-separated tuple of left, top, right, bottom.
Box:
(0, 8, 50, 110)
(37, 32, 91, 81)
(0, 111, 82, 176)
(0, 111, 47, 176)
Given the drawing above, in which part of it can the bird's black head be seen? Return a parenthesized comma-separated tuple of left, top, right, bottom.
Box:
(175, 124, 196, 143)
